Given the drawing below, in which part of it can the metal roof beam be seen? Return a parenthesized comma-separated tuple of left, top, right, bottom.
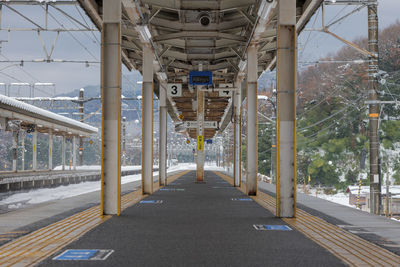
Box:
(162, 50, 237, 61)
(150, 17, 249, 31)
(141, 0, 256, 11)
(169, 61, 232, 71)
(153, 31, 247, 42)
(157, 39, 244, 49)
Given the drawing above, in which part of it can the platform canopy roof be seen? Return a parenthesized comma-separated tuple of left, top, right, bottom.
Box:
(78, 0, 322, 139)
(0, 94, 98, 137)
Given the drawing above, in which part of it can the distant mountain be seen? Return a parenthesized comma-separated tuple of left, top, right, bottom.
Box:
(258, 71, 276, 92)
(58, 70, 143, 98)
(51, 70, 159, 124)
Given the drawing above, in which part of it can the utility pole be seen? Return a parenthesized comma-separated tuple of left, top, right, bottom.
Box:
(367, 0, 380, 215)
(79, 88, 84, 166)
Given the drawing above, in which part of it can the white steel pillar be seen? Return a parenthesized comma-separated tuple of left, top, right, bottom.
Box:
(69, 139, 72, 170)
(61, 135, 66, 171)
(21, 131, 25, 171)
(246, 44, 258, 195)
(234, 78, 242, 187)
(276, 0, 297, 218)
(101, 0, 122, 215)
(196, 89, 205, 182)
(48, 130, 53, 170)
(32, 126, 37, 171)
(12, 131, 18, 172)
(72, 136, 77, 170)
(142, 45, 154, 194)
(122, 117, 127, 166)
(159, 85, 168, 186)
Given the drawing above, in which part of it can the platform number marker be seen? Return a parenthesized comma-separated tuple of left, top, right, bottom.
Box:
(218, 90, 232, 97)
(167, 83, 182, 97)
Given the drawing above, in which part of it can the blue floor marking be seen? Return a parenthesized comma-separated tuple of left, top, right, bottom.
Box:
(53, 250, 98, 260)
(264, 225, 292, 231)
(160, 188, 185, 191)
(253, 224, 292, 231)
(139, 200, 163, 204)
(231, 198, 253, 201)
(140, 200, 156, 203)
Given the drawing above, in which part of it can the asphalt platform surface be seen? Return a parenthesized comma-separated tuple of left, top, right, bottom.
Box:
(40, 171, 345, 267)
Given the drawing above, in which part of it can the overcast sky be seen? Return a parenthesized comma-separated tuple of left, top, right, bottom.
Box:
(298, 0, 400, 63)
(0, 0, 398, 96)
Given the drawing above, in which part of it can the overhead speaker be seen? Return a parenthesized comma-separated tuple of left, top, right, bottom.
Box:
(199, 13, 211, 26)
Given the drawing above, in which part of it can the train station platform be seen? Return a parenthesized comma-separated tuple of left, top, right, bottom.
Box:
(0, 171, 399, 266)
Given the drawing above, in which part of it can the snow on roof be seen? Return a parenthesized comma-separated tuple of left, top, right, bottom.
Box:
(0, 94, 97, 134)
(14, 97, 79, 101)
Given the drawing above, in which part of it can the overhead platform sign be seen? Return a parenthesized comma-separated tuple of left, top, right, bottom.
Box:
(184, 121, 218, 129)
(189, 71, 212, 86)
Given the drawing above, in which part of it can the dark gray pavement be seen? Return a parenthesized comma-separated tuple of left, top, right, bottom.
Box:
(40, 171, 345, 267)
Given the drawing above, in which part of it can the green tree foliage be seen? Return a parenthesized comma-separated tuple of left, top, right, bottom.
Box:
(293, 22, 400, 188)
(258, 124, 272, 176)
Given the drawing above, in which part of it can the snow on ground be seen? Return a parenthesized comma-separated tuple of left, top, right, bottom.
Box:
(53, 165, 147, 171)
(0, 163, 223, 210)
(13, 163, 397, 221)
(167, 162, 225, 172)
(1, 171, 147, 208)
(300, 186, 362, 209)
(1, 181, 102, 206)
(306, 188, 354, 208)
(300, 187, 399, 222)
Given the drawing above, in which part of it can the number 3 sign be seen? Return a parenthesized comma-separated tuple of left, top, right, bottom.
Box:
(167, 84, 182, 97)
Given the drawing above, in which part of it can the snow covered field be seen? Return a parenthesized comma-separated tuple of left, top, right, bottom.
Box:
(0, 163, 224, 210)
(299, 187, 400, 222)
(53, 165, 145, 171)
(305, 188, 354, 208)
(2, 163, 398, 223)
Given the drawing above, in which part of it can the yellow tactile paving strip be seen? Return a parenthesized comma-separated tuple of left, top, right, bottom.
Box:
(0, 171, 189, 267)
(214, 171, 400, 267)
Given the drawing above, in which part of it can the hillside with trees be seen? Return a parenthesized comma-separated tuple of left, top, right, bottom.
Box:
(258, 21, 400, 189)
